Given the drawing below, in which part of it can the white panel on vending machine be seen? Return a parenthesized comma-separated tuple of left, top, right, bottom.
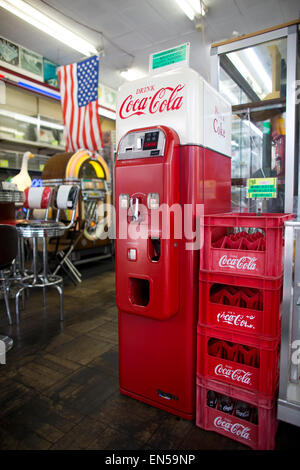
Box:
(203, 80, 232, 158)
(116, 66, 232, 158)
(116, 67, 204, 148)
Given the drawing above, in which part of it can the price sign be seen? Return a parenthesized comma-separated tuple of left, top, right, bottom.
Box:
(247, 178, 277, 198)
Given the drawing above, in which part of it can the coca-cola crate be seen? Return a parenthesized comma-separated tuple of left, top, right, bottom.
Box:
(196, 376, 277, 450)
(197, 325, 280, 397)
(200, 212, 293, 278)
(199, 271, 282, 339)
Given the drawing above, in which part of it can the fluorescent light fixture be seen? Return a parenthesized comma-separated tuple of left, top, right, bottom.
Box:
(0, 126, 24, 137)
(243, 48, 272, 93)
(228, 52, 263, 97)
(228, 48, 272, 98)
(0, 109, 64, 130)
(98, 107, 116, 120)
(0, 0, 98, 56)
(120, 69, 146, 81)
(175, 0, 206, 21)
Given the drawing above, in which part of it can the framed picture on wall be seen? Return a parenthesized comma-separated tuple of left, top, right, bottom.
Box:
(0, 37, 19, 66)
(20, 47, 43, 77)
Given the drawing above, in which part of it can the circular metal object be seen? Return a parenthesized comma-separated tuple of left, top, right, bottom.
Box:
(16, 220, 66, 238)
(20, 274, 63, 289)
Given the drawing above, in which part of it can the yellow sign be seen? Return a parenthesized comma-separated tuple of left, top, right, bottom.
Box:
(247, 178, 277, 198)
(0, 159, 8, 168)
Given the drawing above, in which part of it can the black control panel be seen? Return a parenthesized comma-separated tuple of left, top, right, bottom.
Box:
(143, 131, 159, 150)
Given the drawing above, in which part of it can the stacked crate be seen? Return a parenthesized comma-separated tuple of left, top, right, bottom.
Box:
(196, 212, 293, 450)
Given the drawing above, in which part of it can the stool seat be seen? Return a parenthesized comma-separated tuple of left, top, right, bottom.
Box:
(16, 220, 66, 238)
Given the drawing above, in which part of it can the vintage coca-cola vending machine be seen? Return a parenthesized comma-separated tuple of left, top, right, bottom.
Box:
(115, 65, 232, 419)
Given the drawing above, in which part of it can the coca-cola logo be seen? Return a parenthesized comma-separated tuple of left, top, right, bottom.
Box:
(119, 84, 185, 119)
(214, 364, 252, 385)
(218, 255, 257, 271)
(217, 311, 256, 330)
(214, 417, 251, 440)
(213, 106, 226, 138)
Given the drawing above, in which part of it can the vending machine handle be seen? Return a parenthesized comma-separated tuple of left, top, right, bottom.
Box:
(129, 197, 139, 222)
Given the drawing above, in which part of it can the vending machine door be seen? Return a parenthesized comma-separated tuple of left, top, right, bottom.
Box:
(115, 125, 180, 320)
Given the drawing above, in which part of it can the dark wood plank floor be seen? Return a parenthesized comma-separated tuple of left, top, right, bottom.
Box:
(0, 260, 299, 450)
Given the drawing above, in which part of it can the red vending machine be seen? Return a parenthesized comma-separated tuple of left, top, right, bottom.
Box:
(115, 65, 232, 419)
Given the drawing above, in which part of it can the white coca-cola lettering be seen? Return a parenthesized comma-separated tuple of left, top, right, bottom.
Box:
(214, 417, 251, 440)
(214, 364, 252, 385)
(216, 311, 256, 330)
(119, 84, 185, 119)
(218, 255, 257, 271)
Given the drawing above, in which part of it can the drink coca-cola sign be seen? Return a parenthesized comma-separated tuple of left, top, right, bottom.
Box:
(216, 311, 256, 330)
(218, 255, 258, 271)
(119, 84, 185, 119)
(214, 364, 253, 386)
(214, 416, 251, 441)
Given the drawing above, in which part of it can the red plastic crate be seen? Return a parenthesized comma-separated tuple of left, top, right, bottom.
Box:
(197, 325, 280, 398)
(200, 212, 293, 278)
(199, 271, 282, 339)
(196, 376, 277, 450)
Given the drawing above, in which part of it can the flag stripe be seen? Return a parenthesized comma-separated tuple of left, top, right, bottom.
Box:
(78, 107, 85, 149)
(85, 104, 93, 150)
(95, 106, 103, 149)
(68, 64, 75, 152)
(89, 102, 97, 150)
(82, 106, 88, 149)
(71, 64, 79, 152)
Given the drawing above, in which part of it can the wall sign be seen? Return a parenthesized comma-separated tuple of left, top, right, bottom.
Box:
(247, 178, 277, 198)
(149, 43, 190, 73)
(0, 159, 9, 168)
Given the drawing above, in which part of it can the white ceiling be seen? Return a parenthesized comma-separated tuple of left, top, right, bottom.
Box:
(0, 0, 299, 90)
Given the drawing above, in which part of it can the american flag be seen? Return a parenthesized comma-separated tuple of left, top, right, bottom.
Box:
(58, 55, 103, 153)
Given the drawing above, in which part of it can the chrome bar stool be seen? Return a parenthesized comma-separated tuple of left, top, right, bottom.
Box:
(15, 185, 79, 324)
(0, 224, 19, 325)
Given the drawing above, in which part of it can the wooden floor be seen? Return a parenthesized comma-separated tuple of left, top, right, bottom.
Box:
(0, 260, 299, 450)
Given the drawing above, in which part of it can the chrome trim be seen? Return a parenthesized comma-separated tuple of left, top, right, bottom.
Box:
(285, 25, 298, 213)
(0, 190, 24, 203)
